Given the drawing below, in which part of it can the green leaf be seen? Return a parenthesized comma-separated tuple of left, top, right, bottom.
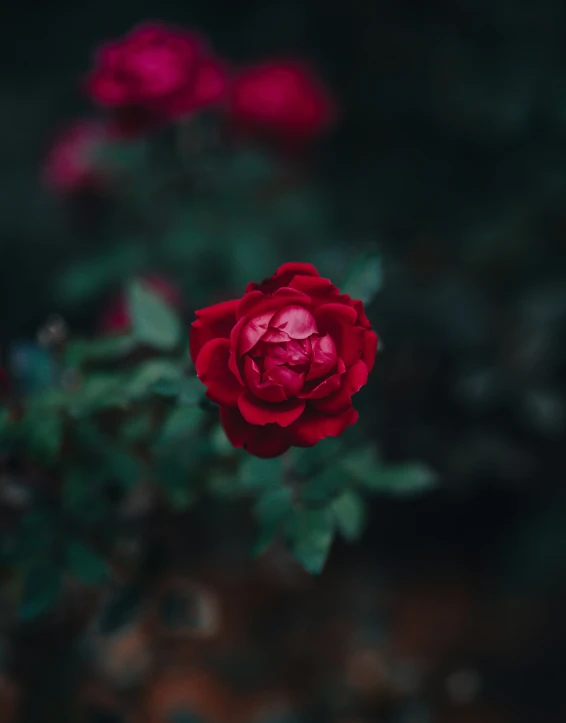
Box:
(239, 456, 283, 492)
(342, 248, 382, 305)
(210, 424, 235, 457)
(64, 335, 137, 366)
(250, 524, 279, 558)
(287, 508, 334, 574)
(253, 487, 293, 528)
(373, 462, 437, 494)
(19, 564, 60, 620)
(66, 374, 128, 416)
(341, 446, 437, 495)
(332, 489, 367, 542)
(128, 280, 181, 351)
(157, 406, 204, 449)
(151, 376, 203, 405)
(292, 438, 344, 477)
(24, 411, 62, 465)
(126, 359, 182, 400)
(66, 541, 108, 586)
(300, 467, 344, 504)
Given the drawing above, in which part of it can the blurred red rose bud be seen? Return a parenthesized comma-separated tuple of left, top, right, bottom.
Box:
(85, 22, 228, 132)
(228, 61, 336, 144)
(99, 275, 183, 335)
(42, 120, 111, 194)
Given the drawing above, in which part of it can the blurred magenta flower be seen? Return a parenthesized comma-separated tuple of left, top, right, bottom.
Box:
(85, 22, 227, 130)
(99, 275, 183, 335)
(42, 120, 110, 194)
(228, 61, 335, 143)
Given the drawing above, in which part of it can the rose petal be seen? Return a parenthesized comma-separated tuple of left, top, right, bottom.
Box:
(220, 407, 291, 458)
(239, 311, 276, 355)
(266, 365, 305, 397)
(312, 359, 369, 414)
(244, 357, 287, 403)
(238, 392, 305, 427)
(236, 287, 311, 321)
(288, 406, 359, 447)
(195, 338, 244, 406)
(261, 328, 291, 343)
(288, 275, 340, 306)
(190, 298, 239, 365)
(274, 262, 320, 280)
(246, 262, 320, 293)
(317, 302, 357, 325)
(86, 73, 129, 106)
(307, 333, 337, 380)
(353, 299, 372, 329)
(315, 303, 364, 367)
(362, 329, 378, 373)
(299, 358, 345, 399)
(270, 305, 318, 339)
(192, 56, 228, 107)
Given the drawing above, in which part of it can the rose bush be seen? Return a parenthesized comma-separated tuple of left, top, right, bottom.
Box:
(190, 263, 377, 457)
(85, 23, 227, 128)
(229, 61, 335, 142)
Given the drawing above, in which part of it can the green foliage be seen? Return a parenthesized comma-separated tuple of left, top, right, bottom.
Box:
(254, 487, 294, 528)
(287, 508, 334, 574)
(21, 407, 62, 465)
(66, 541, 108, 586)
(156, 405, 204, 448)
(19, 563, 61, 621)
(127, 280, 181, 351)
(0, 89, 441, 607)
(340, 445, 437, 495)
(331, 489, 367, 542)
(239, 456, 283, 491)
(342, 248, 383, 305)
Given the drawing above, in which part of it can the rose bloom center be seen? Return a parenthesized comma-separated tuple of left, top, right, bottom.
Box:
(239, 305, 342, 404)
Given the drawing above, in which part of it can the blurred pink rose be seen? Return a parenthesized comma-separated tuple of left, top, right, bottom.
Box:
(85, 22, 227, 130)
(43, 120, 110, 194)
(228, 61, 335, 143)
(99, 275, 184, 335)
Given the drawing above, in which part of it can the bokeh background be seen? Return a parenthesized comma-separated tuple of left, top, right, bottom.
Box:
(1, 1, 566, 722)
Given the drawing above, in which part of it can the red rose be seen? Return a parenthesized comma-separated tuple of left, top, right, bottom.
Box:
(228, 61, 335, 143)
(190, 263, 377, 458)
(99, 275, 183, 335)
(42, 120, 110, 194)
(85, 22, 227, 128)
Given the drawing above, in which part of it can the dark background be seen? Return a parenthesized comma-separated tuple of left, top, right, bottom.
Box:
(1, 1, 566, 721)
